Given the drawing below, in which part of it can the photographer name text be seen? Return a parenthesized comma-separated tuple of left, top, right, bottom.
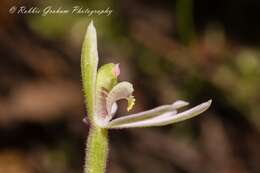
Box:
(9, 6, 113, 16)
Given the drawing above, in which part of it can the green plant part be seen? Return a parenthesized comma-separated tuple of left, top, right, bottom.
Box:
(81, 21, 212, 173)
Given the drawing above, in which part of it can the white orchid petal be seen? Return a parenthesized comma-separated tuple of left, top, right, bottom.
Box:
(107, 112, 176, 129)
(107, 103, 180, 127)
(94, 82, 134, 128)
(108, 100, 211, 129)
(106, 100, 187, 127)
(106, 81, 134, 120)
(111, 103, 118, 116)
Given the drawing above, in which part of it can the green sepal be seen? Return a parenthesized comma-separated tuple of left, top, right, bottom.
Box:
(81, 21, 99, 122)
(95, 63, 119, 124)
(96, 63, 119, 92)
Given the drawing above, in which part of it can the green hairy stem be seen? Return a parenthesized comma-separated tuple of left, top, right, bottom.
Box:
(84, 126, 108, 173)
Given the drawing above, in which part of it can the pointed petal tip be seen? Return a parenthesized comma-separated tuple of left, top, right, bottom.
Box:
(172, 100, 189, 109)
(196, 99, 212, 113)
(86, 20, 96, 36)
(89, 20, 94, 27)
(204, 99, 212, 107)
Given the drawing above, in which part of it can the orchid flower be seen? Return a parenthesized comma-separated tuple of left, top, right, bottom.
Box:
(81, 21, 211, 173)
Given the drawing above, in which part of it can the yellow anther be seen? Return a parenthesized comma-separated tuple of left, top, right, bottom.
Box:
(127, 96, 135, 111)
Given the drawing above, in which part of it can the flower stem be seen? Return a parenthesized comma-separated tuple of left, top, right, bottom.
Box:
(84, 125, 109, 173)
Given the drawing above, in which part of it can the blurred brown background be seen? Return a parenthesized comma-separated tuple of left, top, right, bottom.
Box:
(0, 0, 260, 173)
